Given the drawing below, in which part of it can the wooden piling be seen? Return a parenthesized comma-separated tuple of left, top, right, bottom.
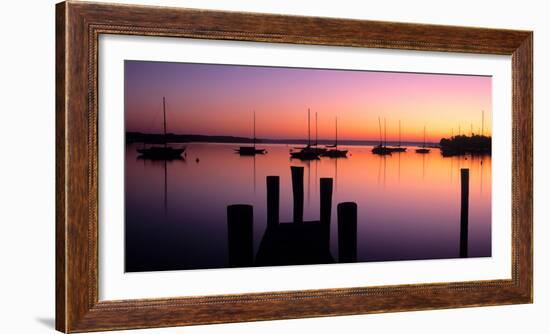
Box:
(338, 202, 357, 263)
(266, 176, 280, 228)
(227, 204, 254, 267)
(320, 178, 333, 225)
(291, 166, 304, 223)
(460, 168, 469, 258)
(320, 178, 333, 245)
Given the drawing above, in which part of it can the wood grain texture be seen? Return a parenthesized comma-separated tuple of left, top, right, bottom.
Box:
(55, 2, 67, 332)
(55, 1, 533, 332)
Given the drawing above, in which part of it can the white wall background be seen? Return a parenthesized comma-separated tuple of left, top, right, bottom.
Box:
(0, 0, 547, 333)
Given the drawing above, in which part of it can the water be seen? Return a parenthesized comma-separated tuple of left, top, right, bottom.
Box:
(125, 143, 491, 272)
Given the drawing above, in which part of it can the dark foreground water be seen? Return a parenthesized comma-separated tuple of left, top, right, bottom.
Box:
(125, 143, 491, 272)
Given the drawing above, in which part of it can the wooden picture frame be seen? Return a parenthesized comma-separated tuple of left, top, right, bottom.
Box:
(56, 1, 532, 332)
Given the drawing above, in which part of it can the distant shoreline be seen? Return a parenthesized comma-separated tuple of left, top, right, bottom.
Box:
(126, 131, 438, 147)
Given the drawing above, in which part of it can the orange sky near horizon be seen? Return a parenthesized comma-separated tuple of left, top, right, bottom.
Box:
(125, 61, 492, 143)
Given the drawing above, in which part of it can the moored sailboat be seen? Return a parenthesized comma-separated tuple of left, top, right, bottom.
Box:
(137, 97, 186, 160)
(290, 108, 322, 160)
(235, 111, 267, 155)
(372, 117, 392, 155)
(388, 120, 407, 152)
(415, 126, 430, 154)
(322, 117, 348, 158)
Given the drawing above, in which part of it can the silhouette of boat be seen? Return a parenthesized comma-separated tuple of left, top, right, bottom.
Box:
(290, 108, 322, 160)
(322, 117, 347, 158)
(236, 146, 266, 155)
(387, 120, 407, 152)
(137, 97, 186, 160)
(290, 146, 322, 160)
(389, 147, 406, 152)
(415, 126, 430, 154)
(372, 146, 392, 155)
(235, 111, 267, 155)
(372, 117, 392, 155)
(322, 149, 347, 158)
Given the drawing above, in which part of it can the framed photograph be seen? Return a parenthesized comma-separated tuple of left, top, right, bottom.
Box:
(56, 1, 532, 332)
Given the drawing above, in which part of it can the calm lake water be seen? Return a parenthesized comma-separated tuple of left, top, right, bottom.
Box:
(125, 142, 491, 272)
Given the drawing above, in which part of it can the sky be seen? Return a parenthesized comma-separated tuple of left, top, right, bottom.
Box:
(125, 60, 492, 142)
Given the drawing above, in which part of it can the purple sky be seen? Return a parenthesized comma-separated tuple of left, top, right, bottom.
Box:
(125, 60, 492, 141)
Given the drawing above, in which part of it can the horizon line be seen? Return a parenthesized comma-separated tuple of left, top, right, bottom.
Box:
(126, 131, 491, 145)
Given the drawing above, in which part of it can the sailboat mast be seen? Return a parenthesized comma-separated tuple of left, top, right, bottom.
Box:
(378, 117, 382, 146)
(253, 111, 256, 148)
(163, 96, 167, 148)
(384, 118, 387, 147)
(308, 108, 311, 146)
(335, 117, 338, 148)
(315, 112, 318, 146)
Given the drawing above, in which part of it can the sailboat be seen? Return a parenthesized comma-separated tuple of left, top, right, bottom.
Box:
(290, 108, 322, 160)
(235, 111, 267, 155)
(388, 120, 407, 152)
(372, 117, 392, 155)
(137, 97, 185, 160)
(415, 126, 430, 154)
(322, 117, 348, 158)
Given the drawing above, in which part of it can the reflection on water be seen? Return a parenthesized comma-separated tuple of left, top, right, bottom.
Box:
(125, 143, 491, 272)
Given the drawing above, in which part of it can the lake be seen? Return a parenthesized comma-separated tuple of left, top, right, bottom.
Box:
(125, 142, 491, 272)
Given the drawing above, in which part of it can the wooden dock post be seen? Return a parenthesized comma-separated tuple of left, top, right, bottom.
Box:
(460, 168, 469, 258)
(338, 202, 357, 263)
(227, 204, 254, 267)
(291, 166, 304, 223)
(266, 176, 280, 228)
(320, 178, 333, 224)
(320, 178, 333, 245)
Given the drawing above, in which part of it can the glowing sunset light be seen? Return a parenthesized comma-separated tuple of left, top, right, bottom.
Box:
(125, 61, 492, 143)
